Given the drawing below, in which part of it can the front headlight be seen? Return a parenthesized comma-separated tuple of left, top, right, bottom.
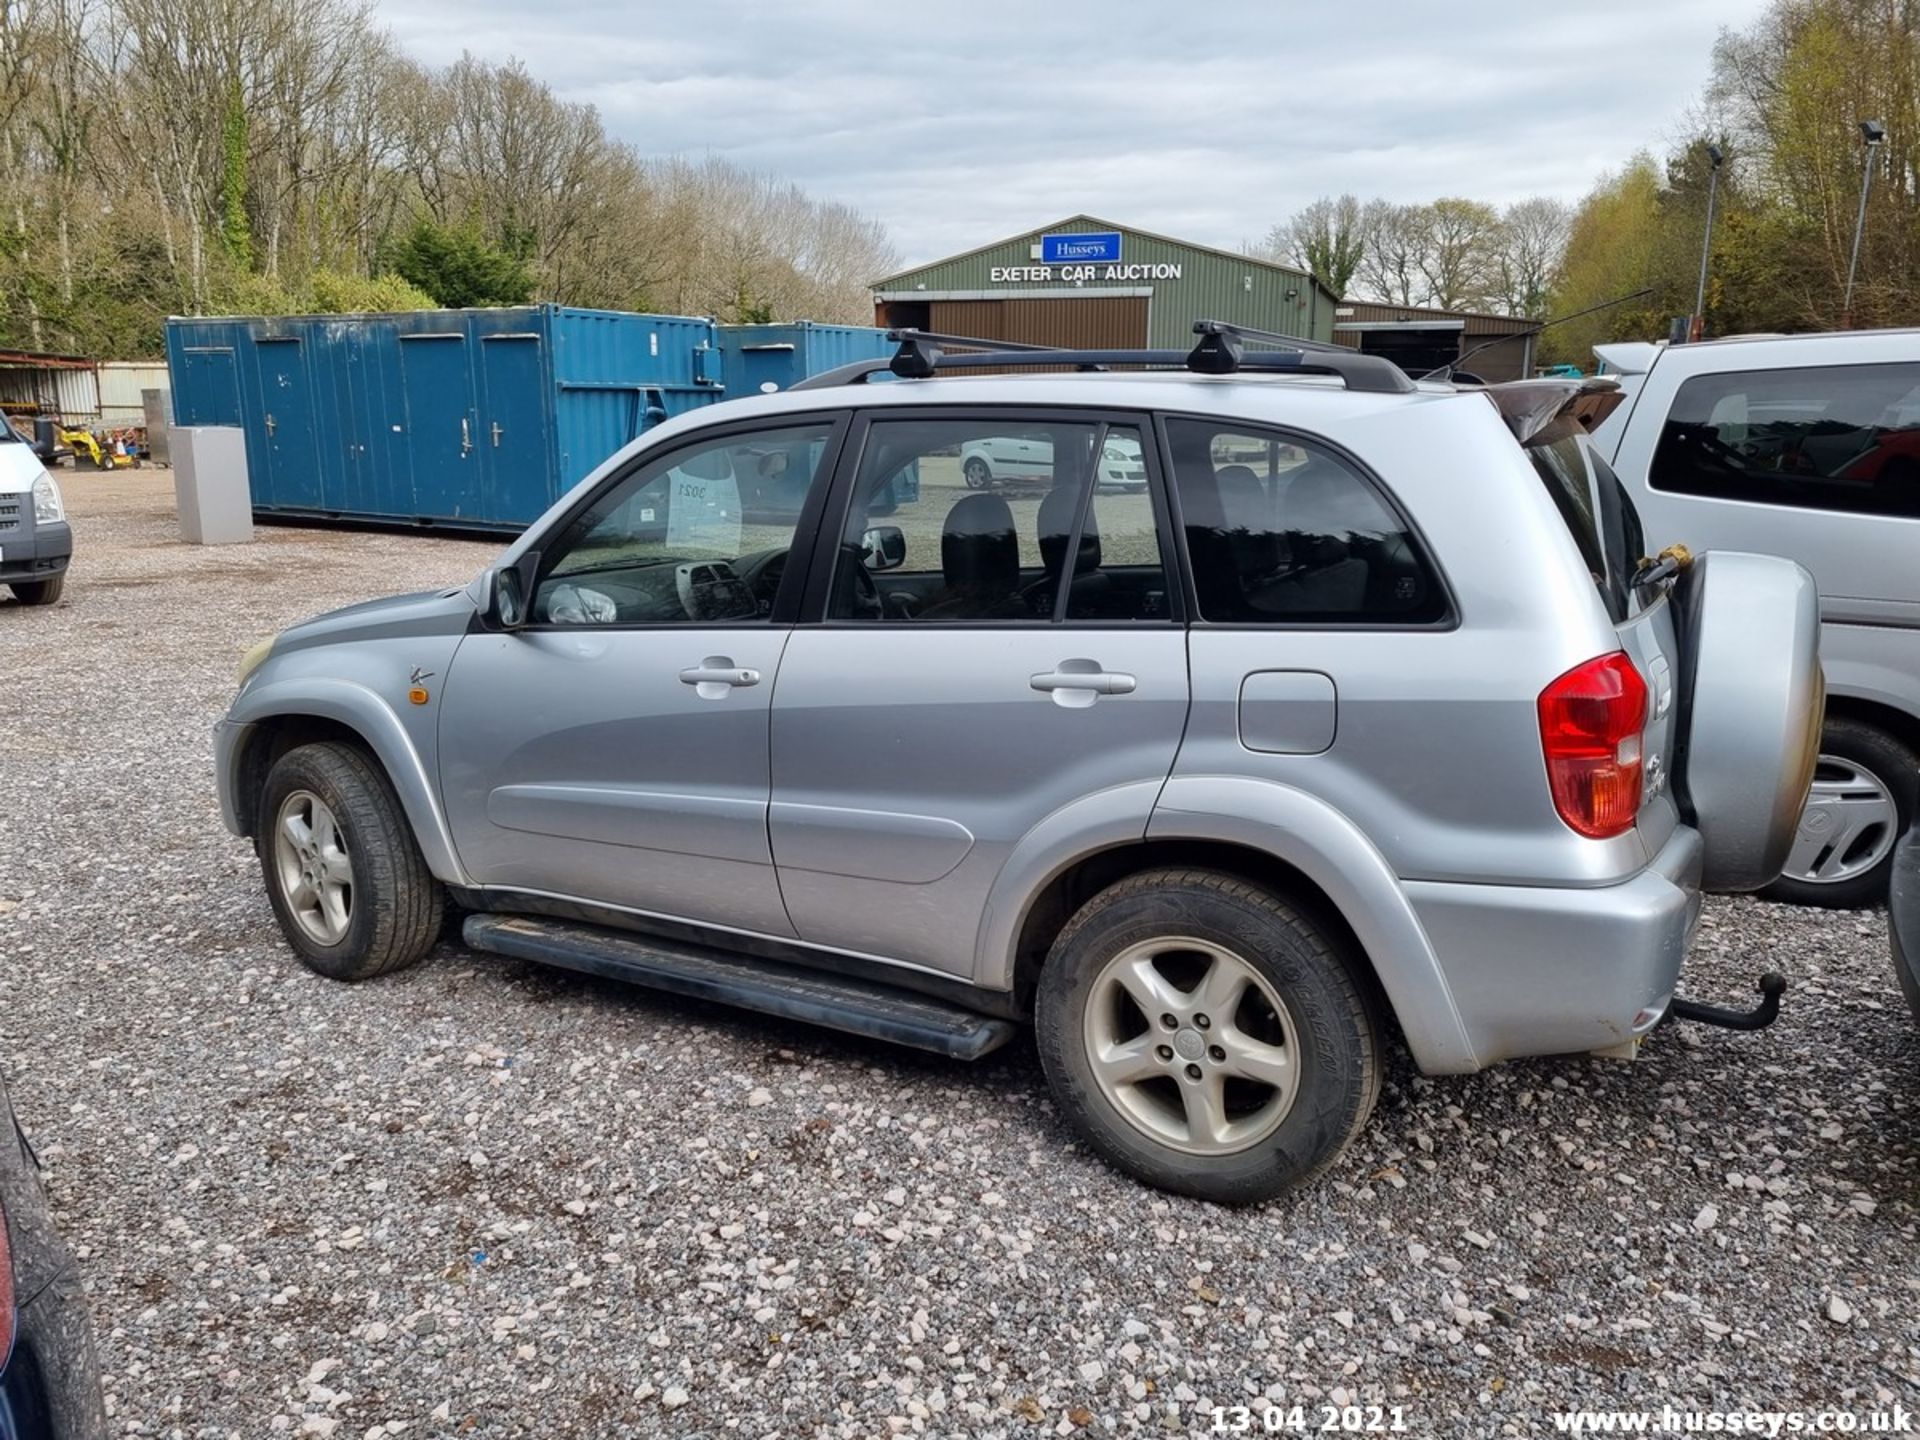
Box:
(237, 636, 275, 686)
(31, 473, 63, 524)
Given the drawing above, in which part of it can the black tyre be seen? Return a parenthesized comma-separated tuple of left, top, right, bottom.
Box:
(256, 741, 444, 981)
(10, 574, 64, 605)
(1759, 718, 1917, 908)
(962, 456, 993, 490)
(1034, 869, 1381, 1205)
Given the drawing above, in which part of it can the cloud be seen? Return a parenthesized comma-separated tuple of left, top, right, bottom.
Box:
(375, 0, 1766, 264)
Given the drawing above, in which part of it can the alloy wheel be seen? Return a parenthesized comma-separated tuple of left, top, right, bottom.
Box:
(273, 789, 354, 946)
(1082, 937, 1300, 1156)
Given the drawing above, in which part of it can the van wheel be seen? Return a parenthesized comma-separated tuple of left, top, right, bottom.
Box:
(256, 741, 444, 981)
(962, 457, 993, 489)
(1760, 718, 1917, 908)
(1034, 869, 1381, 1204)
(10, 574, 64, 605)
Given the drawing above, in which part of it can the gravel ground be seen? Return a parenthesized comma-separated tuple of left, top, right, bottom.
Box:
(1, 471, 1916, 1438)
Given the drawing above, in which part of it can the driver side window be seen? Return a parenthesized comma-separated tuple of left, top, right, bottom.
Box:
(535, 422, 835, 626)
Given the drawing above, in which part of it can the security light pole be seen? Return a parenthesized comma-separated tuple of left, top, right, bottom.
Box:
(1844, 120, 1886, 329)
(1693, 142, 1724, 340)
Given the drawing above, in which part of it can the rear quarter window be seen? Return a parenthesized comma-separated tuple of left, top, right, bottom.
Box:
(1527, 421, 1646, 622)
(1649, 361, 1920, 518)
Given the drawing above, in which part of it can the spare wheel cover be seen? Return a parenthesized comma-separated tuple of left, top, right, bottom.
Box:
(1672, 550, 1823, 892)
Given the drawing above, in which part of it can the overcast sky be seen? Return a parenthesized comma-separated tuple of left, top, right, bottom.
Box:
(377, 0, 1767, 269)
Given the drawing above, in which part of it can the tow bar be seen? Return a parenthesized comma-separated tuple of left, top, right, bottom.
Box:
(1667, 972, 1788, 1032)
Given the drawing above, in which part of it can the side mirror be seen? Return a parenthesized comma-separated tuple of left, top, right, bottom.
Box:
(861, 525, 906, 572)
(488, 549, 541, 630)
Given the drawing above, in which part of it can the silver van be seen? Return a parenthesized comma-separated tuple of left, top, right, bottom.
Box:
(1594, 330, 1920, 905)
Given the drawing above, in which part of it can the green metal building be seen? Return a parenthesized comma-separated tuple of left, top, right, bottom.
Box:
(871, 215, 1337, 351)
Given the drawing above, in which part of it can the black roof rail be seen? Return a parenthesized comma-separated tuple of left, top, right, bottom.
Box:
(789, 323, 1418, 394)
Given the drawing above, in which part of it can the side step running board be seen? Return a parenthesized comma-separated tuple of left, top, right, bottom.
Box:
(463, 914, 1019, 1061)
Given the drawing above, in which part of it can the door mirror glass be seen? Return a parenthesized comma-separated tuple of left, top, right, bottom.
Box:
(490, 551, 538, 629)
(862, 524, 907, 572)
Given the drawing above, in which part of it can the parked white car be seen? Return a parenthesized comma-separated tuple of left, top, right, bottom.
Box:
(960, 432, 1148, 492)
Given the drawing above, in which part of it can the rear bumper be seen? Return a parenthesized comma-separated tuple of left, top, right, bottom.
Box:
(1404, 826, 1704, 1066)
(1892, 825, 1920, 1023)
(0, 519, 70, 586)
(0, 1264, 107, 1439)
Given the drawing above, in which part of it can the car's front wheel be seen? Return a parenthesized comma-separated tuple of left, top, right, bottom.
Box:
(256, 741, 444, 981)
(1035, 869, 1381, 1204)
(962, 456, 993, 489)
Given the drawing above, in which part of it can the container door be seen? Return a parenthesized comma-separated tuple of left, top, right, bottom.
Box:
(399, 334, 479, 522)
(480, 335, 548, 523)
(254, 337, 321, 509)
(176, 348, 241, 426)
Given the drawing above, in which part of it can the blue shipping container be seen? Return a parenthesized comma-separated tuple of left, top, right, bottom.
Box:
(166, 305, 724, 530)
(717, 322, 893, 397)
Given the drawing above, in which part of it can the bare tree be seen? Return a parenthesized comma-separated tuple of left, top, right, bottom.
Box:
(1494, 197, 1572, 317)
(1415, 198, 1502, 310)
(1261, 194, 1367, 297)
(1354, 200, 1427, 306)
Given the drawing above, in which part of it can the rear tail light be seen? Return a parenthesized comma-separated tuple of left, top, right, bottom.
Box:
(0, 1195, 14, 1368)
(1539, 652, 1649, 839)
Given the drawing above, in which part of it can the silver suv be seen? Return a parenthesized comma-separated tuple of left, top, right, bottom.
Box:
(215, 328, 1823, 1203)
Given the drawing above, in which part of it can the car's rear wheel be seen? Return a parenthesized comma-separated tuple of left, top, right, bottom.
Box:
(1761, 718, 1917, 908)
(1035, 869, 1380, 1204)
(962, 457, 993, 490)
(10, 574, 64, 605)
(257, 741, 444, 980)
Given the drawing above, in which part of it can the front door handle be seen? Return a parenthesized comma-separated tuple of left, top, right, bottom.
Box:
(679, 657, 761, 700)
(1031, 661, 1137, 708)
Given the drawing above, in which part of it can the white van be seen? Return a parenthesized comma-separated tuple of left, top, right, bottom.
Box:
(1592, 329, 1920, 906)
(0, 420, 70, 606)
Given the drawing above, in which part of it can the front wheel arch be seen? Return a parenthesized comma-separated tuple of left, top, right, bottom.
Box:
(230, 701, 470, 886)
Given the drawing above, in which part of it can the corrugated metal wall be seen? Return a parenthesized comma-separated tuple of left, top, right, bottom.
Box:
(98, 361, 169, 424)
(923, 297, 1149, 349)
(875, 218, 1335, 346)
(0, 363, 98, 418)
(718, 322, 894, 395)
(1329, 301, 1538, 381)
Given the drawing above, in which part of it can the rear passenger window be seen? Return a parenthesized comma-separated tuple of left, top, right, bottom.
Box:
(1164, 419, 1445, 624)
(1650, 362, 1920, 518)
(829, 417, 1172, 623)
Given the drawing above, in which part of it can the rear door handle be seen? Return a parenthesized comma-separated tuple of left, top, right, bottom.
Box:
(1031, 663, 1137, 707)
(679, 658, 761, 699)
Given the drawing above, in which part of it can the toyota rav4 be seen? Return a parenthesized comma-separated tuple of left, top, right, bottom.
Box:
(214, 325, 1823, 1203)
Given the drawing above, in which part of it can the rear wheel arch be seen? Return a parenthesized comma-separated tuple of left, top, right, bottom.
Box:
(1010, 836, 1449, 1071)
(1821, 693, 1920, 763)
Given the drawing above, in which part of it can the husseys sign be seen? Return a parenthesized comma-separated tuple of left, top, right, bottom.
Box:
(988, 231, 1182, 284)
